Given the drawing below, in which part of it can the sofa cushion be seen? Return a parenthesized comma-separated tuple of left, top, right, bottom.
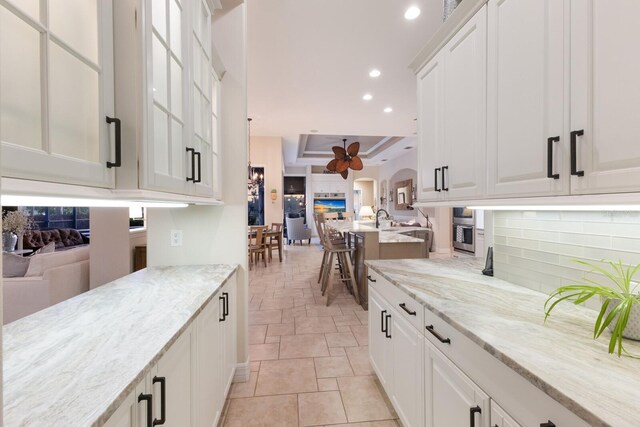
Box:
(25, 245, 90, 277)
(2, 253, 31, 278)
(40, 229, 64, 249)
(59, 228, 84, 247)
(23, 230, 44, 250)
(32, 242, 55, 256)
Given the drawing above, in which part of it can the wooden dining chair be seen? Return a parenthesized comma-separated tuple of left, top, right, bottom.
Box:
(267, 223, 283, 262)
(342, 212, 354, 221)
(248, 226, 268, 269)
(324, 212, 339, 222)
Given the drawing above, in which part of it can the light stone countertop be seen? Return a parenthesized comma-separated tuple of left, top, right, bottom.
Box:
(328, 221, 426, 243)
(365, 257, 640, 427)
(3, 264, 238, 427)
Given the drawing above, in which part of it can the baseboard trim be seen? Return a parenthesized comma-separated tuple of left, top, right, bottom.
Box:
(233, 361, 250, 383)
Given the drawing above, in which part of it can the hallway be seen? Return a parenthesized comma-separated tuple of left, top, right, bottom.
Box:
(223, 241, 399, 426)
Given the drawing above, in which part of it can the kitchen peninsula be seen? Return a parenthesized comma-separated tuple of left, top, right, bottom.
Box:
(3, 265, 238, 426)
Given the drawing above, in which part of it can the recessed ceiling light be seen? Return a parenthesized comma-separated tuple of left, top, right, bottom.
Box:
(310, 129, 318, 133)
(384, 107, 393, 113)
(369, 69, 381, 78)
(363, 93, 373, 101)
(404, 6, 421, 20)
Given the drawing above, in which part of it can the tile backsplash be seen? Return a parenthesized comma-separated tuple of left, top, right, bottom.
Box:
(493, 211, 640, 309)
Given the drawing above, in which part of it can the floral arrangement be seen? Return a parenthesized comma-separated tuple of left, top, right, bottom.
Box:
(2, 211, 36, 235)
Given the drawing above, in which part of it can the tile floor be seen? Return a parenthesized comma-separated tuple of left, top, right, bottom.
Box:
(222, 240, 400, 427)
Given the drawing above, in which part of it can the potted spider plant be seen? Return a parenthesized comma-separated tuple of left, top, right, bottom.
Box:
(544, 259, 640, 357)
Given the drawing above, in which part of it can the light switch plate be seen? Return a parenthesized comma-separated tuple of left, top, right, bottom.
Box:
(170, 230, 183, 247)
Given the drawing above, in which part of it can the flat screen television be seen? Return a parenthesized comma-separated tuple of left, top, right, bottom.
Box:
(313, 199, 346, 215)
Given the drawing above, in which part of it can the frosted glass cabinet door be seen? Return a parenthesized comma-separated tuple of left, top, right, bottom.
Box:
(0, 1, 115, 188)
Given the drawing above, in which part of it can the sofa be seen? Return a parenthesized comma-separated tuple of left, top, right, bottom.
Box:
(23, 228, 89, 252)
(3, 245, 90, 324)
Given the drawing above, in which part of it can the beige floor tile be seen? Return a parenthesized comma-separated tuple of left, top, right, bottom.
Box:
(249, 343, 279, 361)
(259, 297, 294, 310)
(329, 421, 399, 427)
(314, 356, 354, 378)
(298, 391, 348, 426)
(249, 297, 262, 311)
(346, 346, 374, 375)
(295, 316, 337, 334)
(338, 376, 395, 423)
(273, 288, 305, 298)
(356, 310, 369, 324)
(280, 334, 330, 359)
(265, 336, 280, 344)
(333, 313, 363, 327)
(325, 332, 359, 348)
(255, 358, 318, 396)
(266, 322, 295, 336)
(336, 325, 353, 333)
(329, 347, 346, 356)
(229, 371, 258, 398)
(249, 325, 267, 345)
(282, 306, 308, 319)
(295, 296, 318, 307)
(249, 309, 282, 325)
(306, 304, 344, 317)
(351, 325, 369, 346)
(224, 394, 298, 427)
(282, 316, 295, 324)
(250, 361, 260, 372)
(317, 377, 338, 391)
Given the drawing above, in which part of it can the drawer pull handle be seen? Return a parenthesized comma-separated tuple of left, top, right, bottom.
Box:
(442, 165, 449, 191)
(570, 129, 584, 177)
(434, 167, 441, 192)
(186, 147, 196, 182)
(547, 136, 560, 179)
(367, 275, 376, 283)
(219, 294, 227, 322)
(381, 310, 387, 334)
(540, 422, 556, 427)
(426, 324, 451, 344)
(152, 376, 166, 426)
(106, 116, 122, 168)
(385, 314, 391, 339)
(470, 405, 481, 427)
(138, 393, 153, 427)
(399, 303, 416, 316)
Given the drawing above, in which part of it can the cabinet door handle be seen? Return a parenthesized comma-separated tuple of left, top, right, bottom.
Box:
(434, 168, 441, 192)
(385, 314, 392, 338)
(381, 309, 387, 334)
(399, 303, 416, 316)
(540, 422, 556, 427)
(426, 324, 451, 344)
(152, 376, 166, 426)
(570, 130, 584, 177)
(194, 151, 202, 183)
(469, 405, 482, 427)
(223, 291, 229, 317)
(442, 166, 449, 191)
(106, 116, 122, 168)
(138, 393, 153, 427)
(547, 136, 560, 179)
(367, 275, 376, 283)
(186, 147, 196, 182)
(219, 294, 226, 322)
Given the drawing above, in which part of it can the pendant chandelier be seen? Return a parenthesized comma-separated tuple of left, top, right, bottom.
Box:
(247, 118, 263, 197)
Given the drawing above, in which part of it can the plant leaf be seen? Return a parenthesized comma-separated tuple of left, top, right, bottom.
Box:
(594, 298, 612, 339)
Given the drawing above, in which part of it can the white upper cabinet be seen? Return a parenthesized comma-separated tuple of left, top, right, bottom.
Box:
(442, 6, 487, 200)
(416, 5, 486, 202)
(486, 0, 569, 198)
(417, 52, 445, 202)
(0, 0, 115, 188)
(570, 0, 640, 195)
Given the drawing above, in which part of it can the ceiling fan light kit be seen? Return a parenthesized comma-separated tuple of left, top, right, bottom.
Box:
(326, 138, 364, 179)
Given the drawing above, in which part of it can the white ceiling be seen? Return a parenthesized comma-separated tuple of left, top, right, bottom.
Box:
(247, 0, 443, 166)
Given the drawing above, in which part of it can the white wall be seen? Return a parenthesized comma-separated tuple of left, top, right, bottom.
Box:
(89, 207, 131, 288)
(148, 0, 250, 379)
(494, 210, 640, 310)
(250, 135, 284, 226)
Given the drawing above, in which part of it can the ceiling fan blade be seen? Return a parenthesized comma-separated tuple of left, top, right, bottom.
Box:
(347, 142, 360, 157)
(326, 159, 338, 171)
(340, 169, 349, 179)
(335, 159, 350, 173)
(349, 156, 364, 171)
(332, 146, 346, 158)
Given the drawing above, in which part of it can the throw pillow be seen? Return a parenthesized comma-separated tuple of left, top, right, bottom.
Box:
(2, 253, 31, 278)
(31, 241, 55, 255)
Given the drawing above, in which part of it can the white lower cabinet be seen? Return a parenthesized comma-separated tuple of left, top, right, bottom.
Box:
(391, 313, 424, 427)
(426, 339, 490, 427)
(368, 287, 393, 390)
(105, 275, 236, 427)
(491, 401, 522, 427)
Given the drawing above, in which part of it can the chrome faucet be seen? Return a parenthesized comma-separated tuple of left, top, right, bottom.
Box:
(375, 209, 390, 229)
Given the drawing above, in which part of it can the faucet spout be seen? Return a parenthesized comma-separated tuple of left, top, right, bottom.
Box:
(376, 209, 390, 229)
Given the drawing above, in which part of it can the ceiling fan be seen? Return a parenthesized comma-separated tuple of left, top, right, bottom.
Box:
(326, 138, 363, 179)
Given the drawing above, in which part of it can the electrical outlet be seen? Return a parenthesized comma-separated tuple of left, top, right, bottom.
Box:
(170, 230, 183, 247)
